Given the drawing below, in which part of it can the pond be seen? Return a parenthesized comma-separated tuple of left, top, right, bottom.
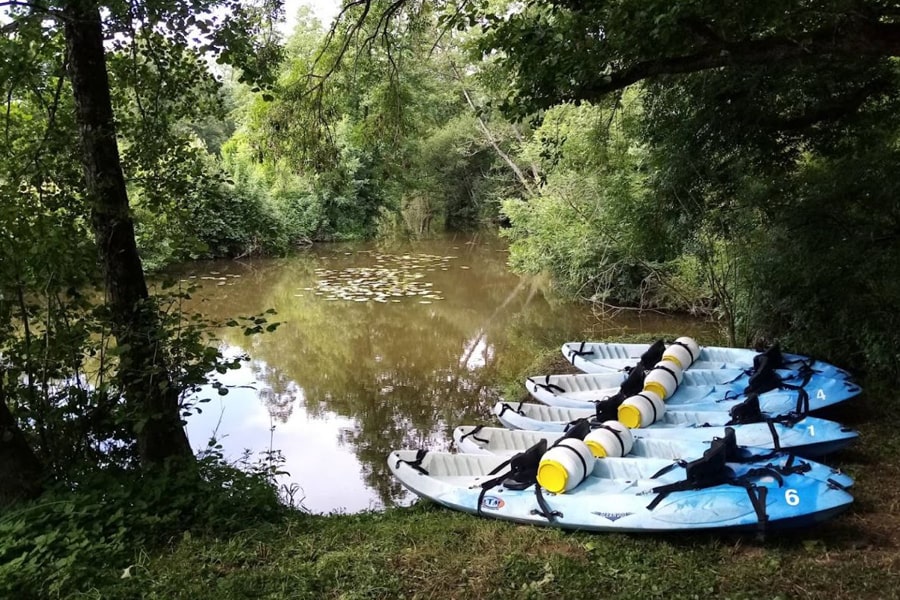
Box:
(177, 234, 711, 513)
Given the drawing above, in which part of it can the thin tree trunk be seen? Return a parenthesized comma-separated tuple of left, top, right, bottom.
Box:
(448, 62, 536, 196)
(63, 0, 192, 465)
(0, 376, 43, 505)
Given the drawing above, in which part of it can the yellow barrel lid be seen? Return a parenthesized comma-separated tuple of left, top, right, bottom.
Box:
(618, 404, 642, 429)
(585, 439, 608, 458)
(537, 459, 568, 494)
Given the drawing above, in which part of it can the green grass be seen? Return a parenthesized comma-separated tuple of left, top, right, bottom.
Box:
(26, 337, 900, 599)
(85, 454, 900, 600)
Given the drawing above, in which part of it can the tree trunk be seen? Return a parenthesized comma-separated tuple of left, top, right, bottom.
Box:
(0, 376, 44, 506)
(63, 0, 193, 465)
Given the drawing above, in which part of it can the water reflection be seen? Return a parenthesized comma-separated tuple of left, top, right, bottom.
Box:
(180, 235, 711, 513)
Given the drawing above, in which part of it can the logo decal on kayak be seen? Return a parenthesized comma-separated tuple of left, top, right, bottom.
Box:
(481, 496, 505, 510)
(593, 511, 633, 522)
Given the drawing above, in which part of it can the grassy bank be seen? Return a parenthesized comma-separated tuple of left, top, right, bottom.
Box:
(26, 342, 900, 598)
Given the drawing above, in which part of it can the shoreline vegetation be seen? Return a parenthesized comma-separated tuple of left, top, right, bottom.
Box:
(6, 340, 898, 599)
(3, 1, 899, 597)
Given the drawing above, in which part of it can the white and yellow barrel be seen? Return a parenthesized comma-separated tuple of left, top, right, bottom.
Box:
(618, 390, 666, 428)
(668, 337, 700, 368)
(537, 438, 595, 494)
(662, 344, 693, 370)
(584, 420, 635, 457)
(643, 361, 684, 399)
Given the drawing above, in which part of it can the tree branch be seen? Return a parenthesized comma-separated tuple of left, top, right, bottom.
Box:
(576, 20, 900, 101)
(765, 79, 891, 130)
(0, 0, 61, 19)
(449, 61, 535, 196)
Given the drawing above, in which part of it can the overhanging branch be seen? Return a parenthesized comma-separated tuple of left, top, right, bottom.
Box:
(575, 20, 900, 101)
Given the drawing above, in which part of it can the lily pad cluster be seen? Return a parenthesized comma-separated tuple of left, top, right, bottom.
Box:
(308, 253, 457, 303)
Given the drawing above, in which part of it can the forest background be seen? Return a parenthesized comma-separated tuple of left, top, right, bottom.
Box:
(1, 0, 899, 596)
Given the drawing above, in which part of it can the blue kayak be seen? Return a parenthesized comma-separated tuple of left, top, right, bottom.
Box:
(562, 341, 853, 381)
(453, 426, 854, 490)
(389, 431, 853, 532)
(526, 368, 860, 412)
(493, 401, 858, 457)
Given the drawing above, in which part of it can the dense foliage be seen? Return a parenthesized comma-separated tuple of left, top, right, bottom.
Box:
(1, 0, 899, 594)
(455, 0, 900, 380)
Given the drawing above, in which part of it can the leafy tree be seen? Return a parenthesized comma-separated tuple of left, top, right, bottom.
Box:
(459, 0, 900, 375)
(0, 0, 283, 497)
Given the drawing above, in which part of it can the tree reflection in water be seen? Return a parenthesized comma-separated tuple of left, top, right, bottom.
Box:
(179, 235, 709, 511)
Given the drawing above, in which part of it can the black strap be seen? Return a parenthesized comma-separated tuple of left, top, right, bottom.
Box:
(766, 420, 782, 451)
(742, 483, 769, 537)
(598, 423, 626, 456)
(769, 460, 811, 477)
(549, 440, 587, 482)
(395, 449, 429, 475)
(650, 460, 687, 480)
(497, 402, 525, 417)
(528, 376, 566, 394)
(650, 363, 679, 387)
(646, 488, 670, 510)
(827, 477, 850, 491)
(487, 456, 513, 476)
(719, 389, 741, 402)
(640, 392, 658, 424)
(459, 425, 489, 445)
(671, 340, 696, 363)
(569, 341, 592, 358)
(530, 485, 562, 522)
(793, 388, 810, 414)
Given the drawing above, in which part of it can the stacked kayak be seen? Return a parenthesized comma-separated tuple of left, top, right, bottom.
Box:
(507, 336, 862, 453)
(525, 368, 861, 412)
(490, 401, 857, 456)
(452, 425, 854, 489)
(562, 340, 852, 380)
(388, 336, 857, 533)
(389, 426, 853, 532)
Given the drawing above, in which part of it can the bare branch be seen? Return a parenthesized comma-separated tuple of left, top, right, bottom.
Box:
(449, 61, 536, 195)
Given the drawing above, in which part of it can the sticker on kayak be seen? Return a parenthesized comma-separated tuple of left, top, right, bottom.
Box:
(593, 512, 633, 522)
(481, 496, 505, 510)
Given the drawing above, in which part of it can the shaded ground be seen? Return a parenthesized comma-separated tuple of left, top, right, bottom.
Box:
(84, 341, 900, 599)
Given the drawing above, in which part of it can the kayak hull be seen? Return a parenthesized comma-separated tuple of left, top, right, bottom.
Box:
(388, 450, 853, 533)
(493, 401, 858, 457)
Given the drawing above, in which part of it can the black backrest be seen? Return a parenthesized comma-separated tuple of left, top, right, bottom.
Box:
(640, 339, 667, 370)
(509, 439, 547, 474)
(753, 343, 784, 371)
(728, 393, 762, 424)
(745, 356, 783, 395)
(563, 419, 591, 441)
(620, 363, 647, 397)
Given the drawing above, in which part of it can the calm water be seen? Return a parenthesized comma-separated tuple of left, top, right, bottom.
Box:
(176, 234, 711, 513)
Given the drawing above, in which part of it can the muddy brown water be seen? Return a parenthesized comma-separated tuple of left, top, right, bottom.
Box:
(173, 234, 713, 513)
